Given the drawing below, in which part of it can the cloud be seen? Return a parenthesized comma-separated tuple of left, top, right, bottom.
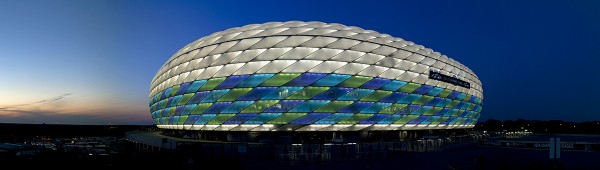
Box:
(35, 93, 72, 103)
(0, 93, 72, 110)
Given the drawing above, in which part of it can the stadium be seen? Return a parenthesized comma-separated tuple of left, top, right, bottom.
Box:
(147, 21, 482, 141)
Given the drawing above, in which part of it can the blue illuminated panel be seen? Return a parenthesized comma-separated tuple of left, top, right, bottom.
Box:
(380, 80, 407, 91)
(175, 82, 191, 96)
(194, 114, 217, 125)
(188, 92, 210, 104)
(216, 75, 249, 89)
(311, 74, 351, 86)
(315, 113, 353, 124)
(425, 97, 443, 106)
(221, 101, 254, 113)
(408, 116, 430, 124)
(201, 90, 230, 102)
(261, 87, 304, 100)
(291, 113, 331, 124)
(204, 102, 232, 113)
(379, 92, 408, 103)
(360, 78, 390, 89)
(186, 80, 207, 93)
(289, 100, 330, 112)
(378, 115, 405, 124)
(224, 114, 257, 124)
(338, 102, 374, 113)
(338, 89, 374, 101)
(238, 87, 277, 101)
(236, 74, 274, 87)
(359, 114, 391, 124)
(185, 115, 201, 124)
(245, 113, 282, 124)
(285, 73, 327, 86)
(360, 103, 392, 113)
(427, 87, 443, 96)
(413, 85, 434, 95)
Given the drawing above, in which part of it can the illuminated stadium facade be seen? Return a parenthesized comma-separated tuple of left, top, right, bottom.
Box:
(149, 21, 483, 133)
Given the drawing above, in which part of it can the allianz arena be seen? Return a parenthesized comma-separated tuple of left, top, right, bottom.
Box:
(149, 21, 483, 132)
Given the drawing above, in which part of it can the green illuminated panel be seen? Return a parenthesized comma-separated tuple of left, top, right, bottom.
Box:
(170, 85, 180, 97)
(360, 90, 392, 102)
(168, 107, 176, 116)
(160, 99, 168, 110)
(443, 109, 457, 117)
(314, 101, 353, 112)
(456, 93, 467, 101)
(399, 83, 420, 93)
(246, 113, 282, 124)
(155, 94, 161, 103)
(338, 114, 374, 124)
(464, 103, 474, 110)
(200, 77, 226, 91)
(338, 76, 372, 88)
(423, 107, 443, 116)
(286, 87, 329, 100)
(217, 88, 252, 102)
(412, 95, 434, 105)
(438, 89, 452, 98)
(267, 113, 307, 124)
(379, 104, 408, 114)
(207, 114, 235, 125)
(446, 100, 460, 108)
(191, 103, 212, 114)
(178, 115, 188, 125)
(241, 100, 279, 113)
(260, 73, 301, 86)
(394, 115, 419, 124)
(150, 103, 157, 112)
(453, 110, 465, 117)
(432, 116, 449, 124)
(178, 93, 194, 105)
(468, 112, 477, 118)
(462, 94, 472, 102)
(453, 118, 467, 125)
(421, 116, 439, 125)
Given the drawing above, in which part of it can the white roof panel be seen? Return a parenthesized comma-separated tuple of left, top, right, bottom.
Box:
(309, 61, 348, 73)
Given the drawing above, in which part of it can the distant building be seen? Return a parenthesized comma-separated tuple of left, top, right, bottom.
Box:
(148, 21, 483, 133)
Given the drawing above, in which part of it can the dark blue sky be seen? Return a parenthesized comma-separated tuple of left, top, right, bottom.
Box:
(0, 0, 598, 124)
